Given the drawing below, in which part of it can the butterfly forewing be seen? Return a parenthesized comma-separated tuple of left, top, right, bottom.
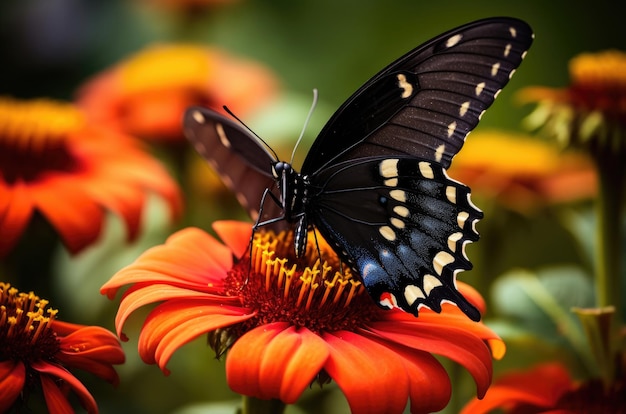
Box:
(183, 107, 283, 222)
(301, 17, 533, 175)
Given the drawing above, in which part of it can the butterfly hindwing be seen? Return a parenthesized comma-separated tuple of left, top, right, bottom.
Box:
(302, 17, 533, 175)
(310, 156, 483, 320)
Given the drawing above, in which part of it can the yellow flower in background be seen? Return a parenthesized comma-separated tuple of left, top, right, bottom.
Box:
(448, 131, 596, 213)
(77, 44, 278, 142)
(520, 50, 626, 153)
(0, 97, 182, 257)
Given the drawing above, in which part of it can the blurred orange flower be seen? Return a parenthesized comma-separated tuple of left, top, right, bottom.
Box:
(0, 97, 182, 257)
(102, 221, 504, 413)
(461, 362, 626, 413)
(520, 50, 626, 152)
(448, 131, 596, 213)
(0, 282, 125, 413)
(77, 44, 278, 142)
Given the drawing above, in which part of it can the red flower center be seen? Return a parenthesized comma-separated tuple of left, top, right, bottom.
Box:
(0, 283, 60, 365)
(221, 230, 380, 341)
(0, 98, 83, 184)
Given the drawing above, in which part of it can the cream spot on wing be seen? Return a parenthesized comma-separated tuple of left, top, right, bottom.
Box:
(404, 285, 425, 305)
(504, 43, 512, 57)
(384, 178, 398, 187)
(390, 190, 406, 203)
(380, 158, 399, 178)
(433, 251, 455, 276)
(192, 110, 205, 124)
(390, 217, 405, 229)
(446, 34, 462, 48)
(446, 186, 457, 204)
(459, 101, 470, 117)
(435, 144, 445, 162)
(423, 274, 443, 295)
(447, 121, 457, 138)
(393, 205, 410, 217)
(397, 74, 413, 99)
(379, 225, 396, 241)
(457, 211, 469, 228)
(509, 27, 518, 38)
(491, 62, 501, 77)
(475, 82, 485, 96)
(418, 161, 434, 179)
(215, 123, 231, 149)
(447, 232, 463, 252)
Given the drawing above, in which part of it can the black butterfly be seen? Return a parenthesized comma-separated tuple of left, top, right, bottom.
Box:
(183, 17, 534, 322)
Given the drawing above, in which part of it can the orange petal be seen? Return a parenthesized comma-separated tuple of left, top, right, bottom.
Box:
(226, 321, 291, 398)
(31, 178, 104, 254)
(461, 363, 572, 414)
(55, 325, 125, 385)
(138, 300, 254, 372)
(376, 340, 452, 413)
(0, 183, 33, 256)
(322, 330, 410, 414)
(213, 220, 253, 258)
(228, 324, 330, 403)
(114, 283, 238, 338)
(368, 317, 494, 397)
(33, 361, 98, 414)
(0, 360, 25, 412)
(101, 227, 232, 298)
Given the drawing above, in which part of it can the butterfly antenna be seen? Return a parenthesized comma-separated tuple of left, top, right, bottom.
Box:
(291, 89, 318, 164)
(223, 105, 279, 160)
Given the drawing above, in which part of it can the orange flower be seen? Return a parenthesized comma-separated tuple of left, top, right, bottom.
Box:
(77, 44, 278, 142)
(461, 362, 626, 413)
(0, 97, 182, 257)
(520, 50, 626, 153)
(448, 131, 596, 213)
(0, 282, 125, 413)
(102, 221, 504, 413)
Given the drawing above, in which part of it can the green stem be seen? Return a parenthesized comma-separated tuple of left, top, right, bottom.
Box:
(594, 151, 623, 314)
(592, 146, 624, 382)
(241, 396, 286, 414)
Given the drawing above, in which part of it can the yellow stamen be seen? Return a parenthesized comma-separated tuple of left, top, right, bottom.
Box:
(0, 282, 58, 345)
(248, 230, 364, 312)
(0, 97, 84, 151)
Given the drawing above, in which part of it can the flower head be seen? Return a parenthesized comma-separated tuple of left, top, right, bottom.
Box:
(102, 221, 504, 413)
(461, 362, 626, 413)
(448, 131, 596, 213)
(77, 44, 278, 141)
(0, 97, 182, 257)
(520, 50, 626, 154)
(0, 282, 125, 413)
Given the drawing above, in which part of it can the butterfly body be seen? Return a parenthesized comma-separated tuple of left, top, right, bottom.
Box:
(184, 17, 534, 322)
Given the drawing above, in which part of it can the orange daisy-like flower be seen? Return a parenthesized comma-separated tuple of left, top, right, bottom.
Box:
(448, 131, 596, 213)
(0, 282, 125, 413)
(461, 362, 626, 413)
(102, 221, 504, 413)
(0, 97, 182, 257)
(77, 44, 278, 142)
(520, 50, 626, 153)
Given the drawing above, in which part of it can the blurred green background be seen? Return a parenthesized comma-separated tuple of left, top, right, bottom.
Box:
(1, 0, 623, 413)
